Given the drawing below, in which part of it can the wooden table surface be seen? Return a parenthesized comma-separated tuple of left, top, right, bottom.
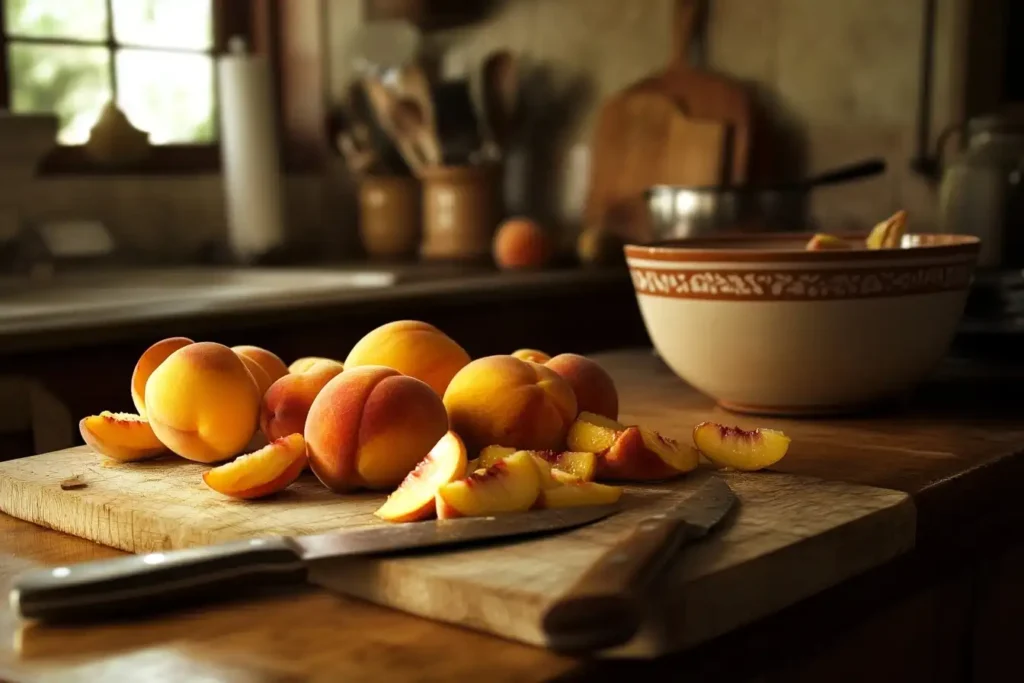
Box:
(1, 349, 1023, 682)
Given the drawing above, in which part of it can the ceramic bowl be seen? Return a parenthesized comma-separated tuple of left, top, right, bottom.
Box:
(624, 233, 981, 415)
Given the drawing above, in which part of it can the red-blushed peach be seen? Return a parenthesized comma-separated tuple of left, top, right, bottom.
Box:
(232, 346, 289, 386)
(511, 348, 551, 364)
(344, 321, 470, 397)
(304, 365, 449, 492)
(144, 342, 261, 463)
(539, 480, 622, 509)
(260, 359, 345, 441)
(692, 421, 791, 471)
(567, 411, 698, 481)
(375, 431, 468, 523)
(202, 433, 307, 499)
(131, 337, 194, 416)
(435, 450, 542, 519)
(545, 353, 619, 420)
(288, 356, 343, 374)
(79, 412, 167, 462)
(493, 217, 552, 270)
(443, 355, 577, 454)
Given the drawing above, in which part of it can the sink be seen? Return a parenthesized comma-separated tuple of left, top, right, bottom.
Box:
(0, 267, 397, 324)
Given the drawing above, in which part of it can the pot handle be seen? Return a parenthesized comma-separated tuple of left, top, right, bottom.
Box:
(807, 158, 887, 188)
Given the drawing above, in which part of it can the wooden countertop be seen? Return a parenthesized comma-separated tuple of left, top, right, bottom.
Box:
(1, 349, 1023, 681)
(0, 265, 631, 356)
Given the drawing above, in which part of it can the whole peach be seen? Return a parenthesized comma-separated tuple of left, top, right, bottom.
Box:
(344, 321, 469, 397)
(305, 365, 449, 492)
(546, 353, 619, 420)
(442, 355, 577, 453)
(232, 346, 289, 385)
(261, 359, 345, 441)
(145, 342, 261, 463)
(493, 217, 552, 270)
(131, 337, 194, 416)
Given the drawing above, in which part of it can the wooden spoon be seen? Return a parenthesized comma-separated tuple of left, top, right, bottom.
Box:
(397, 65, 441, 160)
(361, 77, 426, 173)
(390, 97, 442, 167)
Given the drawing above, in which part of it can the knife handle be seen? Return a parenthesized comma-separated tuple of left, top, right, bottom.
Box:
(12, 537, 307, 624)
(542, 513, 696, 654)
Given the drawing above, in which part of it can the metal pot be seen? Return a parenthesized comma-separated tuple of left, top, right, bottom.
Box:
(644, 158, 887, 241)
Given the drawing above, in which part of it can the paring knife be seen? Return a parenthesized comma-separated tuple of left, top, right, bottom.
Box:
(11, 505, 619, 624)
(542, 472, 737, 654)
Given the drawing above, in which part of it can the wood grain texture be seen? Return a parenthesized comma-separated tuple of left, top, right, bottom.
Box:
(0, 446, 913, 657)
(586, 91, 726, 242)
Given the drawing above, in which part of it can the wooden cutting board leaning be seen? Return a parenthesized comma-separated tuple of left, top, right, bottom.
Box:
(585, 0, 753, 243)
(0, 447, 914, 657)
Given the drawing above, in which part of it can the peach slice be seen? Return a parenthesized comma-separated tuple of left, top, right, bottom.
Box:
(511, 348, 551, 364)
(533, 450, 597, 482)
(435, 450, 541, 519)
(866, 210, 907, 250)
(692, 422, 791, 471)
(550, 469, 582, 485)
(202, 433, 307, 500)
(79, 412, 167, 463)
(375, 431, 468, 523)
(805, 233, 853, 251)
(131, 337, 194, 416)
(465, 457, 481, 472)
(477, 445, 517, 466)
(540, 481, 623, 509)
(568, 412, 697, 481)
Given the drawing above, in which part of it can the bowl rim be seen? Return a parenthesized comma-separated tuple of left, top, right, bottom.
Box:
(624, 232, 981, 263)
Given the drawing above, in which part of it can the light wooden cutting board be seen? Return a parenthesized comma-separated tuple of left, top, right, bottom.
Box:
(0, 447, 915, 657)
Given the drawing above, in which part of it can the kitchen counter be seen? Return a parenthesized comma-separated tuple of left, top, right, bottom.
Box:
(0, 264, 633, 355)
(1, 349, 1022, 682)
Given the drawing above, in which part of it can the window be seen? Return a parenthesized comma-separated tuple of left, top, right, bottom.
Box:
(0, 0, 264, 172)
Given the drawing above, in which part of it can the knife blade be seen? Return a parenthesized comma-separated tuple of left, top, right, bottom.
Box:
(10, 504, 618, 624)
(542, 472, 736, 654)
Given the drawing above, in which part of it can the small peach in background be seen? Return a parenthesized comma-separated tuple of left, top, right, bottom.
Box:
(493, 218, 552, 270)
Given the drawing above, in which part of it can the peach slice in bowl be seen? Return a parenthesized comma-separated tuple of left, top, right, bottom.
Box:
(625, 229, 980, 415)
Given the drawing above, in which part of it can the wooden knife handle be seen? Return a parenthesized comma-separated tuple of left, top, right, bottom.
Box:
(11, 537, 307, 624)
(542, 513, 696, 654)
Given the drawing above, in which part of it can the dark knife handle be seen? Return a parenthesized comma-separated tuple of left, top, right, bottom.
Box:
(12, 537, 307, 624)
(541, 514, 697, 654)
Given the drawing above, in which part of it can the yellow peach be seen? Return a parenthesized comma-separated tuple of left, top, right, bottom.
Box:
(289, 356, 343, 374)
(443, 355, 577, 454)
(145, 342, 261, 463)
(232, 346, 289, 386)
(305, 365, 449, 492)
(131, 337, 194, 416)
(545, 353, 619, 420)
(344, 321, 470, 397)
(511, 349, 552, 364)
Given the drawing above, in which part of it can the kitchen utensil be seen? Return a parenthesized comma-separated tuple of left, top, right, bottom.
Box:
(347, 81, 411, 176)
(625, 232, 979, 415)
(542, 472, 736, 654)
(936, 108, 1024, 269)
(0, 447, 913, 656)
(326, 107, 378, 176)
(645, 157, 887, 241)
(432, 79, 483, 165)
(390, 97, 442, 167)
(362, 77, 426, 173)
(397, 64, 440, 156)
(481, 50, 519, 153)
(588, 91, 728, 241)
(11, 505, 618, 624)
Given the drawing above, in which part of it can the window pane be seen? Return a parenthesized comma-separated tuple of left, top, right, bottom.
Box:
(111, 0, 212, 50)
(4, 0, 108, 41)
(116, 50, 215, 144)
(8, 43, 112, 144)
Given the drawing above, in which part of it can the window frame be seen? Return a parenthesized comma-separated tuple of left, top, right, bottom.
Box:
(0, 0, 326, 175)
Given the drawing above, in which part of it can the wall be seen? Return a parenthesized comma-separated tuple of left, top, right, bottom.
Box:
(329, 0, 962, 236)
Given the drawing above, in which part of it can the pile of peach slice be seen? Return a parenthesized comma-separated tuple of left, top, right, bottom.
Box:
(805, 209, 907, 251)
